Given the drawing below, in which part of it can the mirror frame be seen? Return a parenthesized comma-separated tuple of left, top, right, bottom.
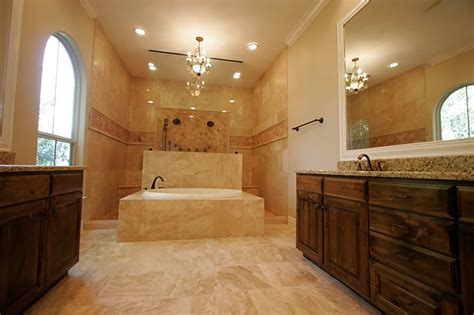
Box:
(337, 0, 474, 160)
(0, 0, 23, 151)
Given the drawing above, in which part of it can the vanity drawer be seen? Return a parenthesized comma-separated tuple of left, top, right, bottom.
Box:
(0, 175, 50, 207)
(297, 175, 322, 194)
(370, 231, 458, 293)
(51, 172, 83, 196)
(297, 190, 322, 203)
(369, 180, 455, 219)
(370, 262, 459, 315)
(457, 186, 474, 224)
(369, 206, 456, 256)
(324, 177, 367, 202)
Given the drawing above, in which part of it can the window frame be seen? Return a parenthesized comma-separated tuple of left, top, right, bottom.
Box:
(434, 83, 474, 141)
(36, 33, 81, 166)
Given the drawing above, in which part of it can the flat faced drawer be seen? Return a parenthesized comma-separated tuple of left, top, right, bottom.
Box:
(370, 262, 460, 315)
(0, 175, 50, 207)
(369, 180, 455, 219)
(324, 177, 367, 202)
(370, 231, 458, 293)
(297, 190, 322, 203)
(51, 172, 83, 196)
(458, 186, 474, 224)
(369, 206, 456, 256)
(297, 175, 322, 194)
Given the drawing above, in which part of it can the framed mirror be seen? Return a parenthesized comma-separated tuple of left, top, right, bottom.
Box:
(338, 0, 474, 160)
(0, 0, 22, 151)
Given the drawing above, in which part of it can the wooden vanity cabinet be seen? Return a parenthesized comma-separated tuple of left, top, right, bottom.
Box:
(0, 170, 83, 315)
(323, 177, 369, 298)
(296, 175, 324, 266)
(457, 186, 474, 315)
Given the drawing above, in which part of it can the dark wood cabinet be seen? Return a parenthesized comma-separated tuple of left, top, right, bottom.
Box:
(0, 170, 83, 315)
(324, 196, 369, 297)
(46, 192, 82, 286)
(0, 201, 47, 314)
(296, 173, 472, 314)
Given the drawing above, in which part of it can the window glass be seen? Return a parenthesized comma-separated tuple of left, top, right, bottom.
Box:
(440, 85, 472, 140)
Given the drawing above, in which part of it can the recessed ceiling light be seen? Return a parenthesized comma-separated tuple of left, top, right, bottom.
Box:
(229, 99, 236, 104)
(247, 42, 259, 50)
(388, 62, 399, 68)
(147, 100, 154, 104)
(190, 106, 196, 110)
(148, 62, 154, 67)
(222, 110, 227, 113)
(189, 115, 194, 118)
(146, 89, 150, 92)
(233, 72, 241, 79)
(134, 27, 146, 36)
(149, 65, 157, 71)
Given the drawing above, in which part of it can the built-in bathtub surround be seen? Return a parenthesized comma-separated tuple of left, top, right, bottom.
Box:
(118, 190, 264, 242)
(338, 155, 474, 173)
(142, 151, 242, 189)
(0, 151, 15, 164)
(154, 108, 230, 153)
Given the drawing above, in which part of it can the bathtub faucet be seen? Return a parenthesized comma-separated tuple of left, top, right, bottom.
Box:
(151, 176, 165, 189)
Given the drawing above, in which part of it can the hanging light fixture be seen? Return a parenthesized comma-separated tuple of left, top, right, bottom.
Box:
(345, 57, 369, 94)
(186, 80, 205, 97)
(186, 36, 211, 78)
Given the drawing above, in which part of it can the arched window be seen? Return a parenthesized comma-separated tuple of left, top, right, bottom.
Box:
(36, 34, 80, 166)
(437, 84, 474, 141)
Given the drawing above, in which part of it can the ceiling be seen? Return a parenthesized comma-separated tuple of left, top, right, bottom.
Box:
(84, 0, 323, 88)
(345, 0, 474, 86)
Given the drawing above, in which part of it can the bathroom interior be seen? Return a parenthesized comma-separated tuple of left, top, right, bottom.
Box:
(0, 0, 473, 314)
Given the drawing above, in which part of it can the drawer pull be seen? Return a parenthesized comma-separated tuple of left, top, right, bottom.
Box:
(389, 194, 410, 199)
(395, 253, 411, 261)
(392, 224, 409, 230)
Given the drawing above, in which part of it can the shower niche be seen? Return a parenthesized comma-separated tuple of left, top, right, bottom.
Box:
(155, 107, 230, 153)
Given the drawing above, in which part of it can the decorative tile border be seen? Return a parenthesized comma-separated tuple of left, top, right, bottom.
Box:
(0, 151, 15, 164)
(89, 108, 154, 145)
(230, 120, 288, 149)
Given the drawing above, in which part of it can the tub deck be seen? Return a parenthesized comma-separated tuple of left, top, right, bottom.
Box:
(117, 190, 264, 242)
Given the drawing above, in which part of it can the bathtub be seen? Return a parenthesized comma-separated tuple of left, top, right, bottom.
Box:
(143, 188, 243, 199)
(118, 188, 264, 242)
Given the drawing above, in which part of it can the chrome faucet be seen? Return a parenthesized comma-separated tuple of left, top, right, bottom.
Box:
(150, 176, 164, 189)
(357, 154, 374, 171)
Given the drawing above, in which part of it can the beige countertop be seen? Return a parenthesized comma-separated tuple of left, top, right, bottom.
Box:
(0, 165, 85, 173)
(296, 169, 474, 181)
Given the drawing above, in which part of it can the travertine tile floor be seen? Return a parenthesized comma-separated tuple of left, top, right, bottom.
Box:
(27, 224, 379, 314)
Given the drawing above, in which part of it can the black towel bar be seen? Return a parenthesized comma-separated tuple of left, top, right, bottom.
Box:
(292, 117, 324, 132)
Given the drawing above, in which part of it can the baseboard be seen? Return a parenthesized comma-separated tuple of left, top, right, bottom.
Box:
(83, 219, 118, 230)
(287, 216, 296, 226)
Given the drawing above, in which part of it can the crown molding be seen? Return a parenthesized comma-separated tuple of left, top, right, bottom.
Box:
(285, 0, 329, 46)
(80, 0, 96, 19)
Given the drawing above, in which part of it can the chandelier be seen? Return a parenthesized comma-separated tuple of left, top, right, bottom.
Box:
(186, 36, 211, 78)
(345, 57, 369, 94)
(186, 80, 205, 97)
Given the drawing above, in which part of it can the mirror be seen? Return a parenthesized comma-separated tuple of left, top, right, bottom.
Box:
(344, 0, 474, 150)
(0, 0, 13, 138)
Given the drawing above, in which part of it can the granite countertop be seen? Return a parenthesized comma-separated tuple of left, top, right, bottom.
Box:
(0, 165, 85, 173)
(296, 169, 474, 181)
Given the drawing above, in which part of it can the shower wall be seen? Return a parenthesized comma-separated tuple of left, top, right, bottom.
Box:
(154, 108, 230, 153)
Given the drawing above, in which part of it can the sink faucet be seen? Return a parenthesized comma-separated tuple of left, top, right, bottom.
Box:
(357, 154, 374, 171)
(150, 176, 164, 189)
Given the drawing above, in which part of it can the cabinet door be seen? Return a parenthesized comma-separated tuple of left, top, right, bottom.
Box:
(296, 192, 323, 266)
(0, 200, 47, 314)
(46, 192, 82, 286)
(458, 186, 474, 315)
(323, 196, 369, 297)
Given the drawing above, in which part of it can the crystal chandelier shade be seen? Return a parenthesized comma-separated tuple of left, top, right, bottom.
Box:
(186, 80, 205, 97)
(345, 58, 369, 94)
(186, 37, 211, 78)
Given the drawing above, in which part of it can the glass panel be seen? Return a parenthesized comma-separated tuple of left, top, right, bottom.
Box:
(36, 137, 55, 166)
(440, 87, 469, 140)
(468, 85, 474, 137)
(55, 140, 72, 166)
(38, 35, 75, 139)
(0, 0, 13, 137)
